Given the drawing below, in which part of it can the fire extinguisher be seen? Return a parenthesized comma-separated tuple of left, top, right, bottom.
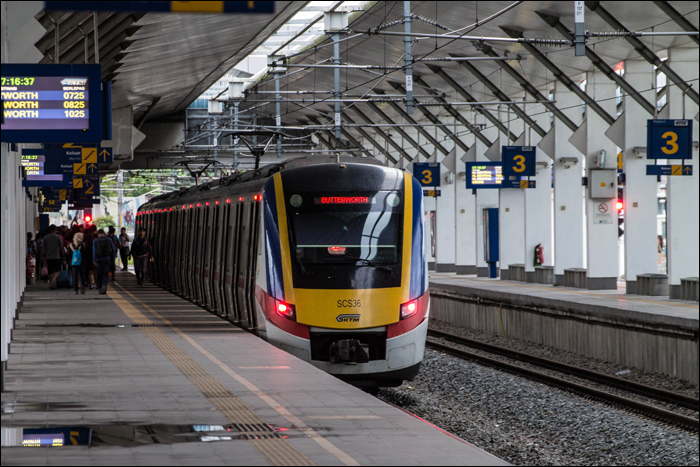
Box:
(534, 243, 544, 266)
(26, 253, 36, 284)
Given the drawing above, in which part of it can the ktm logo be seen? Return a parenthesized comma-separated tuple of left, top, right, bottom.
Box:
(336, 314, 360, 323)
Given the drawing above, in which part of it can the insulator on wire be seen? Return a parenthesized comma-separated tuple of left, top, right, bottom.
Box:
(410, 14, 451, 31)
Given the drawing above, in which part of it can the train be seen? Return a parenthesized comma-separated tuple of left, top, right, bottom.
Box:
(137, 156, 429, 390)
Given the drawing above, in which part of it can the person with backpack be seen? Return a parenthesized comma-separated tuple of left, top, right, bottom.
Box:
(93, 229, 116, 294)
(69, 232, 86, 295)
(129, 228, 153, 286)
(107, 226, 120, 276)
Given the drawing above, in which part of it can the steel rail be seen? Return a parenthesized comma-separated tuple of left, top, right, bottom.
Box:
(426, 334, 698, 431)
(428, 328, 699, 409)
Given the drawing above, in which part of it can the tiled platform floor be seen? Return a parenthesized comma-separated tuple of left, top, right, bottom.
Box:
(2, 271, 505, 466)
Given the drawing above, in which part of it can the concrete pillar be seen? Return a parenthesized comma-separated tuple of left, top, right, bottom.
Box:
(622, 60, 659, 294)
(435, 142, 456, 272)
(665, 47, 699, 299)
(552, 81, 585, 284)
(585, 70, 619, 289)
(476, 113, 500, 277)
(524, 101, 553, 280)
(455, 134, 476, 274)
(498, 106, 526, 280)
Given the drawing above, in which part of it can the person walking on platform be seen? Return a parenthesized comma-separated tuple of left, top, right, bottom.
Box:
(84, 225, 97, 288)
(107, 226, 120, 275)
(130, 228, 153, 286)
(93, 229, 116, 294)
(68, 232, 86, 295)
(42, 225, 66, 289)
(119, 227, 131, 271)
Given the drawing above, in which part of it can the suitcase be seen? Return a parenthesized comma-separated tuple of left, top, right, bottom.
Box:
(56, 264, 73, 289)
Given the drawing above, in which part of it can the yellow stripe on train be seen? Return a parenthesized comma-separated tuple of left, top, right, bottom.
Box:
(293, 287, 404, 328)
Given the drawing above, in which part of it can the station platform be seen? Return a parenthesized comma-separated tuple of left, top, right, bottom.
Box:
(428, 273, 699, 383)
(1, 272, 505, 466)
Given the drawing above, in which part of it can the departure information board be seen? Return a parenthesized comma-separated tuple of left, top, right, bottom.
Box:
(1, 64, 102, 143)
(2, 76, 89, 130)
(466, 162, 504, 189)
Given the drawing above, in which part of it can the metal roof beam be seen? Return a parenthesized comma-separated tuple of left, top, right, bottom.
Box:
(364, 102, 433, 160)
(425, 65, 519, 140)
(307, 117, 368, 157)
(413, 76, 492, 147)
(339, 113, 398, 164)
(586, 1, 699, 105)
(347, 107, 412, 163)
(473, 43, 578, 132)
(652, 1, 699, 46)
(450, 50, 550, 135)
(536, 11, 657, 116)
(376, 92, 450, 156)
(388, 81, 470, 153)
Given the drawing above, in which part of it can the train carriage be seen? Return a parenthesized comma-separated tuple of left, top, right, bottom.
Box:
(137, 157, 429, 389)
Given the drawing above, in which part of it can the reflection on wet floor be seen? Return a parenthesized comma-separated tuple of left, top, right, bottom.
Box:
(1, 424, 295, 447)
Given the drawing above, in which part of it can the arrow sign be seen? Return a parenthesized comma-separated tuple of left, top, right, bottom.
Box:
(501, 179, 536, 189)
(86, 163, 99, 175)
(646, 165, 693, 176)
(98, 147, 113, 164)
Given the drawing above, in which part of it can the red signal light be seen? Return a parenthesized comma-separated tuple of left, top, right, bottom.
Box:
(215, 200, 219, 205)
(616, 201, 623, 210)
(205, 202, 209, 206)
(226, 199, 231, 203)
(84, 215, 92, 223)
(328, 246, 346, 255)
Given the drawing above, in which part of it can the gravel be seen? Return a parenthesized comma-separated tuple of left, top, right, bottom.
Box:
(378, 319, 700, 466)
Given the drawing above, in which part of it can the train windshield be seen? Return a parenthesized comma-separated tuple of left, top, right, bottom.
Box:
(286, 191, 403, 289)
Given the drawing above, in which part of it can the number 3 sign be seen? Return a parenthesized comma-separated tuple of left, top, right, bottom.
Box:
(413, 162, 441, 187)
(647, 119, 692, 160)
(502, 146, 536, 177)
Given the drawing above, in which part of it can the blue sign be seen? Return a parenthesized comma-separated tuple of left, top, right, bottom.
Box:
(647, 119, 693, 160)
(502, 146, 536, 177)
(96, 147, 113, 164)
(646, 165, 693, 176)
(413, 162, 440, 187)
(1, 64, 102, 143)
(75, 178, 100, 198)
(466, 162, 503, 189)
(45, 1, 274, 13)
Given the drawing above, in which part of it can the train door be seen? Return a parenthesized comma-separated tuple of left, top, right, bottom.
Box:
(224, 203, 239, 322)
(207, 204, 220, 313)
(172, 210, 182, 294)
(190, 206, 201, 303)
(211, 204, 223, 315)
(235, 201, 250, 327)
(165, 210, 174, 289)
(245, 201, 260, 330)
(202, 204, 213, 310)
(154, 212, 163, 285)
(184, 208, 194, 299)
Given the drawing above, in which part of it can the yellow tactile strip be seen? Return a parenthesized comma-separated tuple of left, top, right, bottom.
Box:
(107, 288, 313, 466)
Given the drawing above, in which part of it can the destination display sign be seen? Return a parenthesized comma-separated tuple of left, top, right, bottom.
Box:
(2, 76, 89, 130)
(466, 162, 504, 189)
(1, 64, 102, 143)
(21, 154, 46, 175)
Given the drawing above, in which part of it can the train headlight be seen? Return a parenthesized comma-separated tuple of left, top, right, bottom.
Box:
(399, 300, 418, 320)
(276, 300, 296, 321)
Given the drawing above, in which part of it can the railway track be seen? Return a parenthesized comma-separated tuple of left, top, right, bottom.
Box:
(426, 328, 699, 431)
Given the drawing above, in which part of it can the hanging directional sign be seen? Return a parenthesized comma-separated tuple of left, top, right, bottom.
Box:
(646, 165, 693, 176)
(423, 189, 441, 197)
(97, 146, 113, 164)
(501, 179, 536, 189)
(82, 146, 97, 163)
(413, 162, 440, 187)
(76, 178, 99, 197)
(73, 177, 83, 189)
(73, 162, 86, 175)
(647, 119, 693, 160)
(44, 143, 111, 174)
(503, 146, 536, 177)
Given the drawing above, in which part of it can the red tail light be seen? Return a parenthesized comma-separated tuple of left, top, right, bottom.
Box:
(328, 246, 346, 255)
(399, 300, 418, 320)
(276, 300, 296, 321)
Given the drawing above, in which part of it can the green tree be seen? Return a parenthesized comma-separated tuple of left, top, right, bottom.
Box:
(93, 215, 116, 230)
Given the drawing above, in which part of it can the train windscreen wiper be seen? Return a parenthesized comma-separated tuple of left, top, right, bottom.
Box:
(341, 255, 393, 273)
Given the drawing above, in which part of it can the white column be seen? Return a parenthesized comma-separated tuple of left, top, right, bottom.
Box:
(553, 81, 585, 284)
(455, 134, 476, 274)
(585, 70, 619, 289)
(499, 107, 525, 280)
(622, 60, 659, 294)
(666, 47, 699, 299)
(475, 114, 499, 276)
(523, 101, 553, 281)
(435, 142, 456, 272)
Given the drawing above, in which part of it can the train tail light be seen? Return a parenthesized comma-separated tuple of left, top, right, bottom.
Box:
(276, 300, 296, 321)
(399, 300, 418, 320)
(327, 246, 346, 255)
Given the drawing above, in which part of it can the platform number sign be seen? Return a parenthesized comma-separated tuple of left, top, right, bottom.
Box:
(647, 119, 693, 160)
(413, 162, 440, 187)
(502, 146, 536, 177)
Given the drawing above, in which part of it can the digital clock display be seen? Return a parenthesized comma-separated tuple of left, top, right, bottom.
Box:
(1, 76, 89, 131)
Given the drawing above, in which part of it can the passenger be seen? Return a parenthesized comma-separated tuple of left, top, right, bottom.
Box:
(118, 227, 131, 271)
(41, 225, 66, 289)
(93, 229, 116, 294)
(130, 228, 153, 286)
(107, 226, 120, 275)
(83, 230, 96, 289)
(68, 232, 86, 295)
(26, 232, 37, 258)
